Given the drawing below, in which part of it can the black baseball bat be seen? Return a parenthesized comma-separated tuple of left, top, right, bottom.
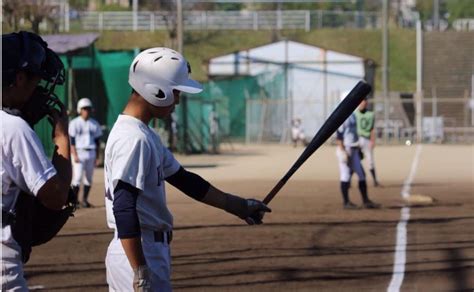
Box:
(262, 80, 371, 205)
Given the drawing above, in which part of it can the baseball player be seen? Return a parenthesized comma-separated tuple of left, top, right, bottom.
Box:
(355, 99, 380, 187)
(336, 111, 380, 209)
(69, 98, 103, 208)
(104, 47, 271, 292)
(2, 31, 72, 290)
(291, 118, 307, 147)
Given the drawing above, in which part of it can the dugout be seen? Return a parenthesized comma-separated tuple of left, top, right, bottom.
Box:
(206, 40, 375, 143)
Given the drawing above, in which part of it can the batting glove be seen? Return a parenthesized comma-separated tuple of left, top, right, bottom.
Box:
(225, 194, 272, 225)
(133, 265, 152, 292)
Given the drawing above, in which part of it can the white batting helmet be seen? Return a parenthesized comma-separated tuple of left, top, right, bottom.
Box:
(77, 98, 93, 114)
(128, 47, 203, 107)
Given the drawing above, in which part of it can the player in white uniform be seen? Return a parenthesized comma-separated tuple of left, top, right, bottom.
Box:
(2, 31, 72, 290)
(291, 118, 307, 147)
(355, 99, 380, 187)
(336, 112, 380, 209)
(104, 48, 271, 292)
(69, 98, 103, 207)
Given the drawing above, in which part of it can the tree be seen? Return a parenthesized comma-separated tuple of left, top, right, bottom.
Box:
(23, 0, 59, 34)
(2, 0, 22, 31)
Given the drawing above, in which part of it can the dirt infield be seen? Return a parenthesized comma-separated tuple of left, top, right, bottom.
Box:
(24, 144, 474, 291)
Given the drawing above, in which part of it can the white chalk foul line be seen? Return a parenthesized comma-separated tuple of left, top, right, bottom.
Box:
(387, 144, 423, 292)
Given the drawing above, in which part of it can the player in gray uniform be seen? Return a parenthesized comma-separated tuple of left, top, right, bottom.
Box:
(336, 113, 380, 209)
(104, 47, 271, 292)
(69, 97, 103, 207)
(2, 31, 72, 290)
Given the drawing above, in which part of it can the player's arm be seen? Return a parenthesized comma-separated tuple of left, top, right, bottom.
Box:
(70, 140, 79, 163)
(112, 180, 146, 268)
(94, 138, 101, 166)
(166, 167, 271, 224)
(37, 105, 72, 210)
(369, 128, 376, 148)
(94, 122, 103, 166)
(68, 122, 79, 163)
(336, 128, 345, 151)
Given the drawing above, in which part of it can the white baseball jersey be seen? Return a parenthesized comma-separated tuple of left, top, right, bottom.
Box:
(104, 114, 181, 231)
(1, 111, 57, 241)
(69, 116, 102, 150)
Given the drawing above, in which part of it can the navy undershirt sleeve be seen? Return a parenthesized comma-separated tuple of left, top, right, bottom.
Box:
(70, 137, 76, 146)
(113, 180, 141, 239)
(166, 167, 211, 201)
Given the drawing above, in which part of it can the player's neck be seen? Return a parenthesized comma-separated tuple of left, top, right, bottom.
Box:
(123, 98, 152, 124)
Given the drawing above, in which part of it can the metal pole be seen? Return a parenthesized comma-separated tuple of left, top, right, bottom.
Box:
(471, 74, 474, 126)
(433, 0, 439, 31)
(133, 0, 138, 31)
(65, 1, 70, 32)
(416, 20, 423, 143)
(177, 0, 183, 53)
(382, 0, 389, 142)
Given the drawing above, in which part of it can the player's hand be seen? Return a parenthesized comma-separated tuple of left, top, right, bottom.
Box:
(243, 199, 272, 225)
(133, 265, 152, 292)
(48, 101, 69, 140)
(225, 194, 271, 225)
(370, 140, 375, 149)
(336, 147, 349, 164)
(73, 155, 80, 163)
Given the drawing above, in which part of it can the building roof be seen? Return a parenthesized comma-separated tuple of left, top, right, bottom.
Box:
(42, 33, 100, 54)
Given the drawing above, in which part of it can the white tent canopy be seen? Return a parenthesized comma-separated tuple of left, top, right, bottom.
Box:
(208, 40, 369, 141)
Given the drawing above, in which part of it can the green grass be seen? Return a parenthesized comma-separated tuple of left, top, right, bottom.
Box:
(95, 28, 416, 92)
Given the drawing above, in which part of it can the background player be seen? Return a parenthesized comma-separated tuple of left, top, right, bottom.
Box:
(1, 31, 72, 290)
(104, 47, 271, 291)
(69, 97, 103, 208)
(336, 110, 380, 209)
(355, 98, 380, 187)
(291, 118, 308, 147)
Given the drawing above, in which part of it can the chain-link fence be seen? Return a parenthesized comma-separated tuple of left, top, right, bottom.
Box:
(245, 92, 474, 145)
(76, 10, 380, 32)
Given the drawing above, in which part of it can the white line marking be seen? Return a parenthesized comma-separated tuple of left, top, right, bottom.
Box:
(387, 144, 422, 292)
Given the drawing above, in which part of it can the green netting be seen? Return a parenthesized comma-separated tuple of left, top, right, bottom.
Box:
(95, 50, 136, 128)
(195, 69, 285, 139)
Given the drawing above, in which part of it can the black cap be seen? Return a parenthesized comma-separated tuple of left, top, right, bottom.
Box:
(2, 31, 64, 87)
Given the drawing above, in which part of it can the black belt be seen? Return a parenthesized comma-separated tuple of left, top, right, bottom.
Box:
(80, 148, 95, 151)
(2, 209, 15, 227)
(154, 230, 173, 244)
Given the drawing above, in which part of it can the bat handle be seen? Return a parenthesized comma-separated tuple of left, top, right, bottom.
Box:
(262, 179, 287, 205)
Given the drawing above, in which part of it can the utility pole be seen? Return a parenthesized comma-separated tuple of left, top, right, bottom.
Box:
(382, 0, 389, 141)
(177, 0, 183, 53)
(433, 0, 440, 31)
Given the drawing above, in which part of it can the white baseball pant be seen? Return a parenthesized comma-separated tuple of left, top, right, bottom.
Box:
(105, 230, 172, 292)
(358, 136, 375, 170)
(337, 146, 366, 182)
(1, 239, 28, 291)
(72, 149, 96, 187)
